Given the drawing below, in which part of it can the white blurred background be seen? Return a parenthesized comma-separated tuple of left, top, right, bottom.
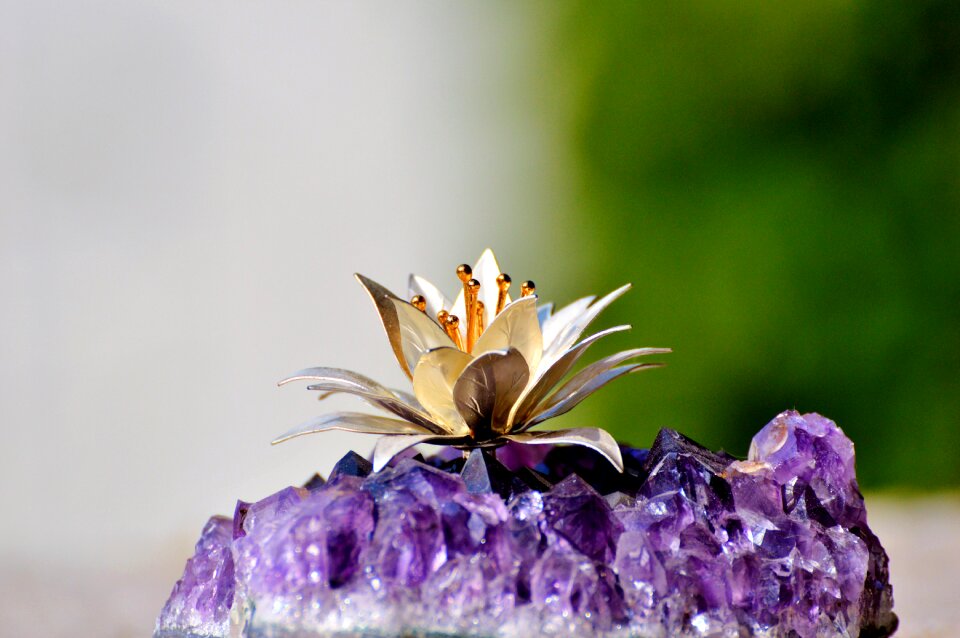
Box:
(0, 2, 566, 636)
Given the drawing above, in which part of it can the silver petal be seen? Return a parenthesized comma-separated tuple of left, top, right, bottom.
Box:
(355, 274, 452, 379)
(278, 366, 392, 389)
(505, 428, 624, 472)
(472, 295, 542, 374)
(408, 274, 451, 320)
(537, 301, 554, 327)
(453, 348, 530, 438)
(540, 346, 670, 413)
(303, 384, 444, 433)
(540, 296, 595, 354)
(508, 324, 632, 428)
(390, 388, 424, 410)
(371, 433, 441, 472)
(272, 411, 431, 445)
(545, 284, 631, 359)
(280, 366, 443, 433)
(525, 362, 663, 427)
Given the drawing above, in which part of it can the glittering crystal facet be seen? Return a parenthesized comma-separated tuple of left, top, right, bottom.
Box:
(156, 411, 897, 638)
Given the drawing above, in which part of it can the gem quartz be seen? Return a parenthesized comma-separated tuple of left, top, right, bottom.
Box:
(155, 411, 897, 638)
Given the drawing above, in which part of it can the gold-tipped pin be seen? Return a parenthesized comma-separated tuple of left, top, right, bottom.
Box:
(495, 273, 511, 314)
(521, 280, 536, 297)
(437, 309, 449, 328)
(444, 314, 465, 351)
(465, 278, 481, 352)
(410, 295, 427, 313)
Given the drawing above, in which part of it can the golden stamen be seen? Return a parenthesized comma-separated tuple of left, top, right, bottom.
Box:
(465, 278, 480, 352)
(456, 264, 472, 283)
(474, 300, 485, 344)
(444, 314, 465, 351)
(437, 309, 449, 327)
(410, 295, 427, 312)
(521, 280, 536, 297)
(495, 273, 511, 314)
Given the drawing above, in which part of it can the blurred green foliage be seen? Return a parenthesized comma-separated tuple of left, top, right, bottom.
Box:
(548, 1, 960, 489)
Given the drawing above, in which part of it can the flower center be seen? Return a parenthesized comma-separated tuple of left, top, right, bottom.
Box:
(410, 263, 536, 354)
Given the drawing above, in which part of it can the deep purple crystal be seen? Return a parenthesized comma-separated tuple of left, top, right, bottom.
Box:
(156, 411, 897, 637)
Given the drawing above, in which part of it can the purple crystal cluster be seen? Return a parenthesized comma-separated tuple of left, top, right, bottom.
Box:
(155, 411, 897, 637)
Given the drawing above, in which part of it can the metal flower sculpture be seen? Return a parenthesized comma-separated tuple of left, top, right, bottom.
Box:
(274, 249, 670, 472)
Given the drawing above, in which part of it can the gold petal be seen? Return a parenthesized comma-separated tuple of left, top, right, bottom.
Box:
(507, 325, 632, 428)
(271, 412, 431, 445)
(412, 347, 474, 435)
(391, 298, 455, 375)
(453, 348, 530, 437)
(371, 433, 442, 472)
(540, 296, 595, 354)
(505, 428, 624, 472)
(408, 274, 452, 319)
(525, 361, 664, 427)
(355, 274, 453, 379)
(355, 274, 413, 377)
(546, 284, 631, 359)
(472, 296, 542, 374)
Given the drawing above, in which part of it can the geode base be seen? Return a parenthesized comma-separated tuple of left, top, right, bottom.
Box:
(155, 411, 897, 638)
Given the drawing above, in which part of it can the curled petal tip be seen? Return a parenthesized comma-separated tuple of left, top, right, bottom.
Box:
(277, 375, 301, 387)
(629, 362, 666, 373)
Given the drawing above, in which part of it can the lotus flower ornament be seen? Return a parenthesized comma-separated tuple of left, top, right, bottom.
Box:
(274, 249, 670, 472)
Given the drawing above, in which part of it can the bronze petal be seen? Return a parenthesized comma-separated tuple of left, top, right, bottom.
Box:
(453, 348, 530, 438)
(472, 295, 542, 374)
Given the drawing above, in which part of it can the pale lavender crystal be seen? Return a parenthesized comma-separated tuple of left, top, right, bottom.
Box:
(156, 411, 897, 637)
(155, 516, 234, 638)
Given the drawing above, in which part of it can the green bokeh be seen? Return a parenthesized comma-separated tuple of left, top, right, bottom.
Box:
(545, 1, 960, 489)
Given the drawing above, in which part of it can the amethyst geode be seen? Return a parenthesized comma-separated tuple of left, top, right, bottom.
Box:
(155, 411, 897, 637)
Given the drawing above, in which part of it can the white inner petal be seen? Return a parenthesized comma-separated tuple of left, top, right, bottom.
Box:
(450, 248, 506, 337)
(472, 248, 508, 327)
(408, 274, 451, 320)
